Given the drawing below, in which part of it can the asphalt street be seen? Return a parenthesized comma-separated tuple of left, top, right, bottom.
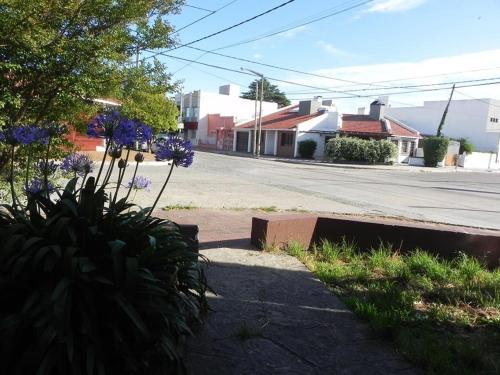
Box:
(122, 151, 500, 230)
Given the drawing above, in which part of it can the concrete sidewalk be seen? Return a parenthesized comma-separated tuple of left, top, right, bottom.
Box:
(157, 209, 420, 374)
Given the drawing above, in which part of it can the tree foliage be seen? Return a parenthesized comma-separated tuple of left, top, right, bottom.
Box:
(241, 78, 290, 108)
(0, 0, 182, 127)
(423, 136, 449, 167)
(117, 62, 179, 134)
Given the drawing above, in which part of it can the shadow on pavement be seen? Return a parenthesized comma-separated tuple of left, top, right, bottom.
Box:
(186, 252, 420, 375)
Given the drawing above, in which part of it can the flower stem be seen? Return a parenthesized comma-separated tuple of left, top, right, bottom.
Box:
(24, 150, 33, 192)
(43, 136, 52, 199)
(111, 148, 130, 207)
(94, 141, 110, 188)
(124, 161, 140, 201)
(146, 162, 174, 219)
(9, 145, 18, 211)
(102, 156, 116, 188)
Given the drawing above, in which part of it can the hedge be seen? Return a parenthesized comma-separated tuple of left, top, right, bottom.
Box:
(325, 137, 397, 164)
(423, 136, 449, 167)
(298, 139, 317, 158)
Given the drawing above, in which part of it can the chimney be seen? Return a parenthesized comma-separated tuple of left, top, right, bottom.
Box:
(299, 98, 321, 115)
(369, 100, 386, 120)
(219, 84, 240, 97)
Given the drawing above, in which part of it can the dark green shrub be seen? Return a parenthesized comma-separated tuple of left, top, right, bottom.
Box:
(298, 139, 317, 158)
(457, 138, 474, 154)
(423, 136, 449, 167)
(325, 137, 397, 163)
(0, 119, 207, 374)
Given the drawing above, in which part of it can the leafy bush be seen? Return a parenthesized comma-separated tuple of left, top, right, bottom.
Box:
(298, 139, 317, 158)
(0, 115, 206, 374)
(325, 137, 397, 163)
(423, 136, 449, 167)
(457, 137, 474, 154)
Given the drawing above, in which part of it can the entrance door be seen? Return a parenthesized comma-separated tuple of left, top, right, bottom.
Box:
(236, 131, 249, 152)
(276, 131, 295, 157)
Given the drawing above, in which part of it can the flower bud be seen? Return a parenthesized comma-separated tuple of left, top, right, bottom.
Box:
(134, 152, 144, 163)
(83, 163, 92, 174)
(118, 159, 126, 169)
(109, 147, 122, 158)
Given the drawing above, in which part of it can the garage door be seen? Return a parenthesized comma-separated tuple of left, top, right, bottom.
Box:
(236, 131, 249, 152)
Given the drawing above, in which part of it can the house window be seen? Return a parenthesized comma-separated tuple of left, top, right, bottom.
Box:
(409, 141, 416, 155)
(281, 133, 294, 146)
(401, 141, 409, 154)
(490, 117, 499, 123)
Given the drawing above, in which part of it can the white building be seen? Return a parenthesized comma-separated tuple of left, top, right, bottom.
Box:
(176, 84, 278, 146)
(387, 99, 500, 154)
(234, 98, 340, 158)
(234, 99, 421, 162)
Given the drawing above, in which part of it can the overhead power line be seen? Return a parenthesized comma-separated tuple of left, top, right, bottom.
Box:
(144, 49, 500, 100)
(175, 0, 239, 33)
(283, 76, 500, 95)
(142, 0, 296, 61)
(184, 46, 500, 93)
(183, 45, 393, 87)
(212, 0, 374, 51)
(287, 81, 500, 100)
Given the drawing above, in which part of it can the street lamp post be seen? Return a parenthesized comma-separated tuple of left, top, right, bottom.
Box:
(241, 67, 264, 157)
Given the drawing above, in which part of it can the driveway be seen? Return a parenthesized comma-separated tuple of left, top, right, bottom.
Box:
(124, 151, 500, 230)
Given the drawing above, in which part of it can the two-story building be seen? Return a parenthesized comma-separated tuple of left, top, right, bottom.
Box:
(176, 84, 278, 148)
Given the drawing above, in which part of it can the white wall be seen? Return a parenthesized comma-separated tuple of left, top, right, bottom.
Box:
(296, 111, 340, 158)
(458, 152, 500, 170)
(387, 99, 500, 153)
(196, 92, 278, 145)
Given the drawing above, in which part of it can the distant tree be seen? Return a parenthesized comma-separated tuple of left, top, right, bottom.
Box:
(241, 78, 290, 107)
(117, 61, 179, 134)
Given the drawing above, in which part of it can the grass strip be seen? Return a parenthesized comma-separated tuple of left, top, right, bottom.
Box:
(285, 240, 500, 374)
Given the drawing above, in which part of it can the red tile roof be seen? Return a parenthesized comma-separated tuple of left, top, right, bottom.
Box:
(340, 114, 420, 138)
(237, 105, 323, 130)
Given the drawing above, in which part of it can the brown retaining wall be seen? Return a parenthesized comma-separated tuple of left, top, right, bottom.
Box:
(251, 215, 500, 268)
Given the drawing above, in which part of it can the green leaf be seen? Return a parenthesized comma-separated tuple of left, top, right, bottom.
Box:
(112, 294, 149, 338)
(63, 178, 79, 196)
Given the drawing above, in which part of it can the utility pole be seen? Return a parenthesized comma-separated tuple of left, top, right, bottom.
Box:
(257, 76, 264, 158)
(241, 67, 265, 158)
(436, 84, 455, 136)
(253, 80, 259, 156)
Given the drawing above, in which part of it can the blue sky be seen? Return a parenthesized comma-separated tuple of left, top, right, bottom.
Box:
(146, 0, 500, 111)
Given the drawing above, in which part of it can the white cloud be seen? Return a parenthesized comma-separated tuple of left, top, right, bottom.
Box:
(316, 41, 349, 56)
(278, 25, 308, 38)
(367, 0, 427, 13)
(279, 49, 500, 113)
(252, 53, 262, 59)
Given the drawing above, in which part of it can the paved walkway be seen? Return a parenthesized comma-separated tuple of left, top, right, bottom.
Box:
(157, 209, 420, 374)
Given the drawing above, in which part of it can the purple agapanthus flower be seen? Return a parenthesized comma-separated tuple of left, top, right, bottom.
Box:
(1, 126, 49, 145)
(135, 122, 153, 143)
(60, 153, 94, 177)
(155, 135, 194, 167)
(127, 175, 152, 191)
(112, 118, 136, 147)
(34, 160, 58, 176)
(24, 177, 55, 195)
(87, 111, 122, 139)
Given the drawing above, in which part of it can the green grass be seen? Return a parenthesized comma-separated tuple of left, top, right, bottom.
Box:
(257, 206, 278, 212)
(286, 240, 500, 374)
(162, 204, 197, 211)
